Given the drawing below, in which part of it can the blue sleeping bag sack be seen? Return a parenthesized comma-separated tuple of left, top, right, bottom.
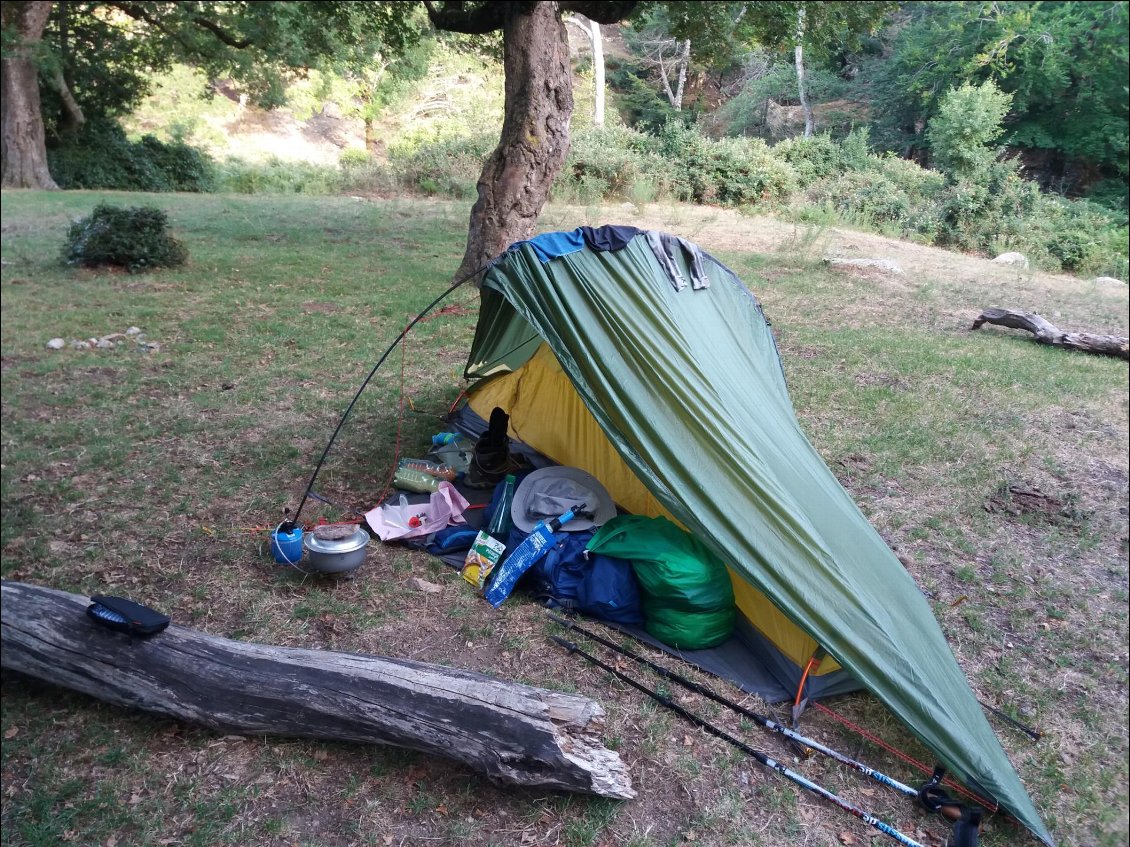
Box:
(523, 529, 644, 626)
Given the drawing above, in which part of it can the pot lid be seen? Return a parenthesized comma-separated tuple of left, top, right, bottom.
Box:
(303, 525, 370, 555)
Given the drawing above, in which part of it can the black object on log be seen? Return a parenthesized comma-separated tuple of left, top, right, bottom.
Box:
(0, 580, 633, 799)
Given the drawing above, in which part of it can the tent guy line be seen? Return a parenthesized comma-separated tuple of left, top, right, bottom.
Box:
(289, 263, 488, 527)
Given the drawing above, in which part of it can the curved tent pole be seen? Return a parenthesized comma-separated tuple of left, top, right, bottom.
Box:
(290, 265, 489, 525)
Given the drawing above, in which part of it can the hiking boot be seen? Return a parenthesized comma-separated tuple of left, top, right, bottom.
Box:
(465, 406, 531, 488)
(466, 448, 532, 489)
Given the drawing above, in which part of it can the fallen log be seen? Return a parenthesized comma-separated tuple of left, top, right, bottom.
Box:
(0, 581, 633, 799)
(971, 308, 1129, 360)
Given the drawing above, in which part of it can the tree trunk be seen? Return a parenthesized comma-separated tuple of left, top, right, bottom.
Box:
(794, 6, 813, 139)
(971, 308, 1130, 360)
(673, 39, 690, 111)
(0, 580, 635, 799)
(590, 17, 605, 127)
(453, 2, 574, 282)
(1, 0, 58, 189)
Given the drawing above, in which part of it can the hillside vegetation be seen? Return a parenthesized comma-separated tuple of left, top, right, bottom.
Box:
(48, 19, 1128, 283)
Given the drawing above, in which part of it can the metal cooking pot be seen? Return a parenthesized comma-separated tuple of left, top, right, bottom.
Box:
(302, 525, 370, 574)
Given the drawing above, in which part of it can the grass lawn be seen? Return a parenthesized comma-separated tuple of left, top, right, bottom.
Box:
(2, 190, 1127, 847)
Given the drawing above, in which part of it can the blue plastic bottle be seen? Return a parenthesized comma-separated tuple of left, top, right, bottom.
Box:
(484, 503, 585, 608)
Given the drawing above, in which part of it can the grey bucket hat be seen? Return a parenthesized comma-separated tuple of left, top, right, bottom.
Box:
(510, 466, 617, 533)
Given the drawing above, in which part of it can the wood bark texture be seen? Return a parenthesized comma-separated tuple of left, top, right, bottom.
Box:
(1, 0, 58, 189)
(971, 308, 1129, 360)
(453, 2, 574, 282)
(0, 581, 634, 799)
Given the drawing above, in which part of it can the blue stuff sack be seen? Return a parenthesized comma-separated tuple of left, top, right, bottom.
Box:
(526, 530, 644, 626)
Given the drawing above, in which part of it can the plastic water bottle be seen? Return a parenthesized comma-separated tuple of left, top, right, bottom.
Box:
(394, 466, 442, 493)
(486, 474, 517, 540)
(398, 457, 457, 481)
(484, 503, 586, 607)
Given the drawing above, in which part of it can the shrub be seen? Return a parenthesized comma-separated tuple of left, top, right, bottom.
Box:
(1021, 197, 1129, 275)
(386, 134, 495, 199)
(213, 157, 344, 195)
(47, 122, 215, 192)
(658, 123, 797, 207)
(63, 203, 187, 273)
(558, 125, 675, 202)
(934, 162, 1042, 252)
(774, 133, 851, 187)
(927, 81, 1013, 179)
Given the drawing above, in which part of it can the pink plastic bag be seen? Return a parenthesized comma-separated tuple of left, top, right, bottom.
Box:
(364, 482, 470, 541)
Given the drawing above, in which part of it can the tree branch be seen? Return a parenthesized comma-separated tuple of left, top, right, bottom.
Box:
(561, 2, 637, 25)
(50, 70, 85, 128)
(110, 2, 253, 50)
(424, 1, 512, 34)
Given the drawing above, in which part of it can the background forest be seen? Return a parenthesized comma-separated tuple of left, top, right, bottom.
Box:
(13, 0, 1130, 279)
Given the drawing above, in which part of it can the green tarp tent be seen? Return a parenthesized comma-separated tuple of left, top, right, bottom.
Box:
(459, 228, 1051, 845)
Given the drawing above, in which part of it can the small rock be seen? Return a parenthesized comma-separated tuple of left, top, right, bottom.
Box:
(140, 341, 161, 352)
(1093, 276, 1124, 287)
(95, 339, 114, 349)
(991, 251, 1029, 268)
(126, 326, 142, 335)
(412, 578, 444, 594)
(825, 257, 904, 274)
(46, 338, 66, 350)
(71, 340, 92, 350)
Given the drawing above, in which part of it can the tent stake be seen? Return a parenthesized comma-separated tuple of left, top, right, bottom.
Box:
(551, 636, 929, 847)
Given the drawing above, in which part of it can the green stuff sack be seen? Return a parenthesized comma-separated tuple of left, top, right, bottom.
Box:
(587, 515, 735, 649)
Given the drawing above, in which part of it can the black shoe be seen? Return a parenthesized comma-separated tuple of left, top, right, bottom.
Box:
(465, 407, 531, 488)
(466, 449, 533, 489)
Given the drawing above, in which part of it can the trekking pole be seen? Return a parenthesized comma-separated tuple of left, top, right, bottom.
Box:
(547, 614, 926, 798)
(551, 636, 928, 847)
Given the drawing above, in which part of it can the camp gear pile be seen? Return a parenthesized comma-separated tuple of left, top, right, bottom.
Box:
(356, 225, 1049, 845)
(447, 226, 1051, 845)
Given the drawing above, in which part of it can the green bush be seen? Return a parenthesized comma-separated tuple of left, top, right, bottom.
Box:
(213, 157, 344, 195)
(559, 125, 675, 202)
(47, 122, 215, 192)
(658, 123, 797, 207)
(927, 81, 1013, 179)
(1020, 197, 1129, 275)
(63, 203, 187, 273)
(934, 163, 1042, 253)
(386, 134, 494, 199)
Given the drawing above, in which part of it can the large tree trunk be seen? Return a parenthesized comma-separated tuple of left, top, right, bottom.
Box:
(1, 0, 58, 189)
(453, 2, 574, 282)
(1, 580, 635, 799)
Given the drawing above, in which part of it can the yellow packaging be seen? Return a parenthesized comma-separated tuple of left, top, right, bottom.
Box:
(461, 530, 506, 589)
